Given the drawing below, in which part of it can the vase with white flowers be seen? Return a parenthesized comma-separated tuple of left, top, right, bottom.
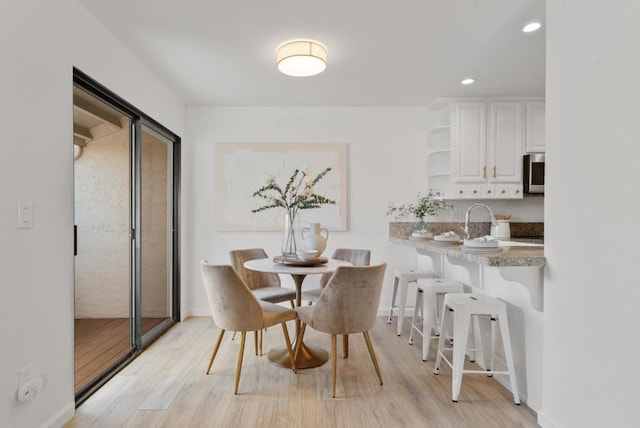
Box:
(387, 190, 453, 238)
(252, 167, 336, 257)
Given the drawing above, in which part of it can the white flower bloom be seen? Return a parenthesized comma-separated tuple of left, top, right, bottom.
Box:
(305, 187, 313, 197)
(302, 166, 312, 176)
(291, 184, 298, 191)
(305, 180, 313, 188)
(266, 175, 276, 184)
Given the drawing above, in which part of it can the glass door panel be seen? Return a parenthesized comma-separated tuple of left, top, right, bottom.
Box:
(139, 125, 174, 338)
(73, 86, 134, 394)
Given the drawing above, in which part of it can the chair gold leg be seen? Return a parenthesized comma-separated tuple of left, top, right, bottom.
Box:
(363, 331, 383, 385)
(343, 334, 349, 358)
(254, 331, 258, 355)
(332, 334, 337, 398)
(294, 323, 307, 362)
(231, 331, 237, 341)
(234, 331, 246, 395)
(259, 329, 263, 356)
(207, 329, 226, 374)
(281, 321, 297, 373)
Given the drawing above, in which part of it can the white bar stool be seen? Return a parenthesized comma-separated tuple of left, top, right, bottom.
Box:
(433, 293, 520, 404)
(387, 268, 436, 336)
(408, 278, 464, 361)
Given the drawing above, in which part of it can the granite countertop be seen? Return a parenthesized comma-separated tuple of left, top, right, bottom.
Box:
(389, 237, 546, 267)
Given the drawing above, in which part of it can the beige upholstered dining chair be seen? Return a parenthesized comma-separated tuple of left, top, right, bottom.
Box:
(229, 248, 297, 354)
(230, 248, 296, 306)
(302, 248, 371, 358)
(303, 248, 372, 302)
(200, 261, 297, 394)
(295, 263, 387, 398)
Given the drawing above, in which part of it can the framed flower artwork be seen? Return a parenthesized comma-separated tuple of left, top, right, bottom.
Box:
(214, 143, 348, 231)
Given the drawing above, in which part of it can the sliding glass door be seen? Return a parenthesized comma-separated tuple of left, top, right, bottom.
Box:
(73, 69, 180, 405)
(136, 123, 179, 345)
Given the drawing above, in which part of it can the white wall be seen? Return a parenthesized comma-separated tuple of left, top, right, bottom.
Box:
(185, 107, 425, 314)
(183, 107, 543, 317)
(0, 1, 185, 427)
(541, 1, 640, 427)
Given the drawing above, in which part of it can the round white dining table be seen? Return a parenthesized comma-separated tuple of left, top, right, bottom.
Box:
(243, 257, 352, 369)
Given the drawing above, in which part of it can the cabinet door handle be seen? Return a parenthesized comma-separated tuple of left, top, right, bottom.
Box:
(483, 166, 487, 178)
(493, 166, 497, 178)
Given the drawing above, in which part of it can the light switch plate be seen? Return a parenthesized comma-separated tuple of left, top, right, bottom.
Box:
(18, 201, 33, 229)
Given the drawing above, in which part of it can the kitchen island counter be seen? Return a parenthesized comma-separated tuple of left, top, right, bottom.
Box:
(389, 234, 545, 411)
(389, 237, 545, 267)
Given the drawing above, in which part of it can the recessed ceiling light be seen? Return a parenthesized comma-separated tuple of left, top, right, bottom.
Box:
(277, 40, 327, 77)
(522, 22, 542, 33)
(461, 78, 475, 85)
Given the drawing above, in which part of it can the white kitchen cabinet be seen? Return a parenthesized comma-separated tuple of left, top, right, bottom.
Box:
(426, 98, 541, 200)
(488, 101, 524, 183)
(525, 101, 546, 153)
(452, 101, 487, 184)
(450, 101, 523, 199)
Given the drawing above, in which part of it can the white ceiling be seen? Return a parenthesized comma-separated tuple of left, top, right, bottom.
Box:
(78, 0, 546, 107)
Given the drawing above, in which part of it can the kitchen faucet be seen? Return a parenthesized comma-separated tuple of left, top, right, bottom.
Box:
(462, 203, 497, 240)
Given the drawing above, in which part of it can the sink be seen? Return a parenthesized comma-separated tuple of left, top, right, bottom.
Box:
(498, 240, 543, 247)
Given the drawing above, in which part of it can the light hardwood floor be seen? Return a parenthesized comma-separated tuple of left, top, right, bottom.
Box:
(66, 316, 539, 428)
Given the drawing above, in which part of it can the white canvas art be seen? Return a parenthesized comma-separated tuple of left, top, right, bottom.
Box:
(215, 143, 348, 231)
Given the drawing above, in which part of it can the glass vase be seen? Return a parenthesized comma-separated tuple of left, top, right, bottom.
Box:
(281, 212, 298, 258)
(411, 218, 432, 238)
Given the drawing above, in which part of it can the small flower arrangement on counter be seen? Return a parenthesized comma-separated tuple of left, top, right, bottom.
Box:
(387, 190, 453, 238)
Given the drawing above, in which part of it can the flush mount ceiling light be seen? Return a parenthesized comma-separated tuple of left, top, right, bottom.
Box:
(461, 78, 475, 85)
(522, 22, 542, 33)
(277, 40, 327, 77)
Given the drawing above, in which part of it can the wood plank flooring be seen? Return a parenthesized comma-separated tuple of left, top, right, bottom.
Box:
(75, 318, 164, 392)
(67, 317, 539, 427)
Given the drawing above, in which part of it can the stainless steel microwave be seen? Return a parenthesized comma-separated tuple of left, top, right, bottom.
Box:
(524, 154, 545, 194)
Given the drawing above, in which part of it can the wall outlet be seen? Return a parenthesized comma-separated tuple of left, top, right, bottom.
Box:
(17, 377, 43, 402)
(17, 364, 42, 402)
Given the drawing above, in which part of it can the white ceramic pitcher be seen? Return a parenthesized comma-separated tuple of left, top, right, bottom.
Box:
(490, 220, 511, 240)
(301, 223, 329, 256)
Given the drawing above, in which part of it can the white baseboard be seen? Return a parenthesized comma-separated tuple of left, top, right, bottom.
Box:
(41, 401, 75, 428)
(537, 411, 559, 428)
(192, 308, 412, 319)
(187, 308, 211, 317)
(377, 307, 414, 318)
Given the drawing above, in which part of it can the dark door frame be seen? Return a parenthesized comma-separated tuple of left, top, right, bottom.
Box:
(72, 67, 181, 406)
